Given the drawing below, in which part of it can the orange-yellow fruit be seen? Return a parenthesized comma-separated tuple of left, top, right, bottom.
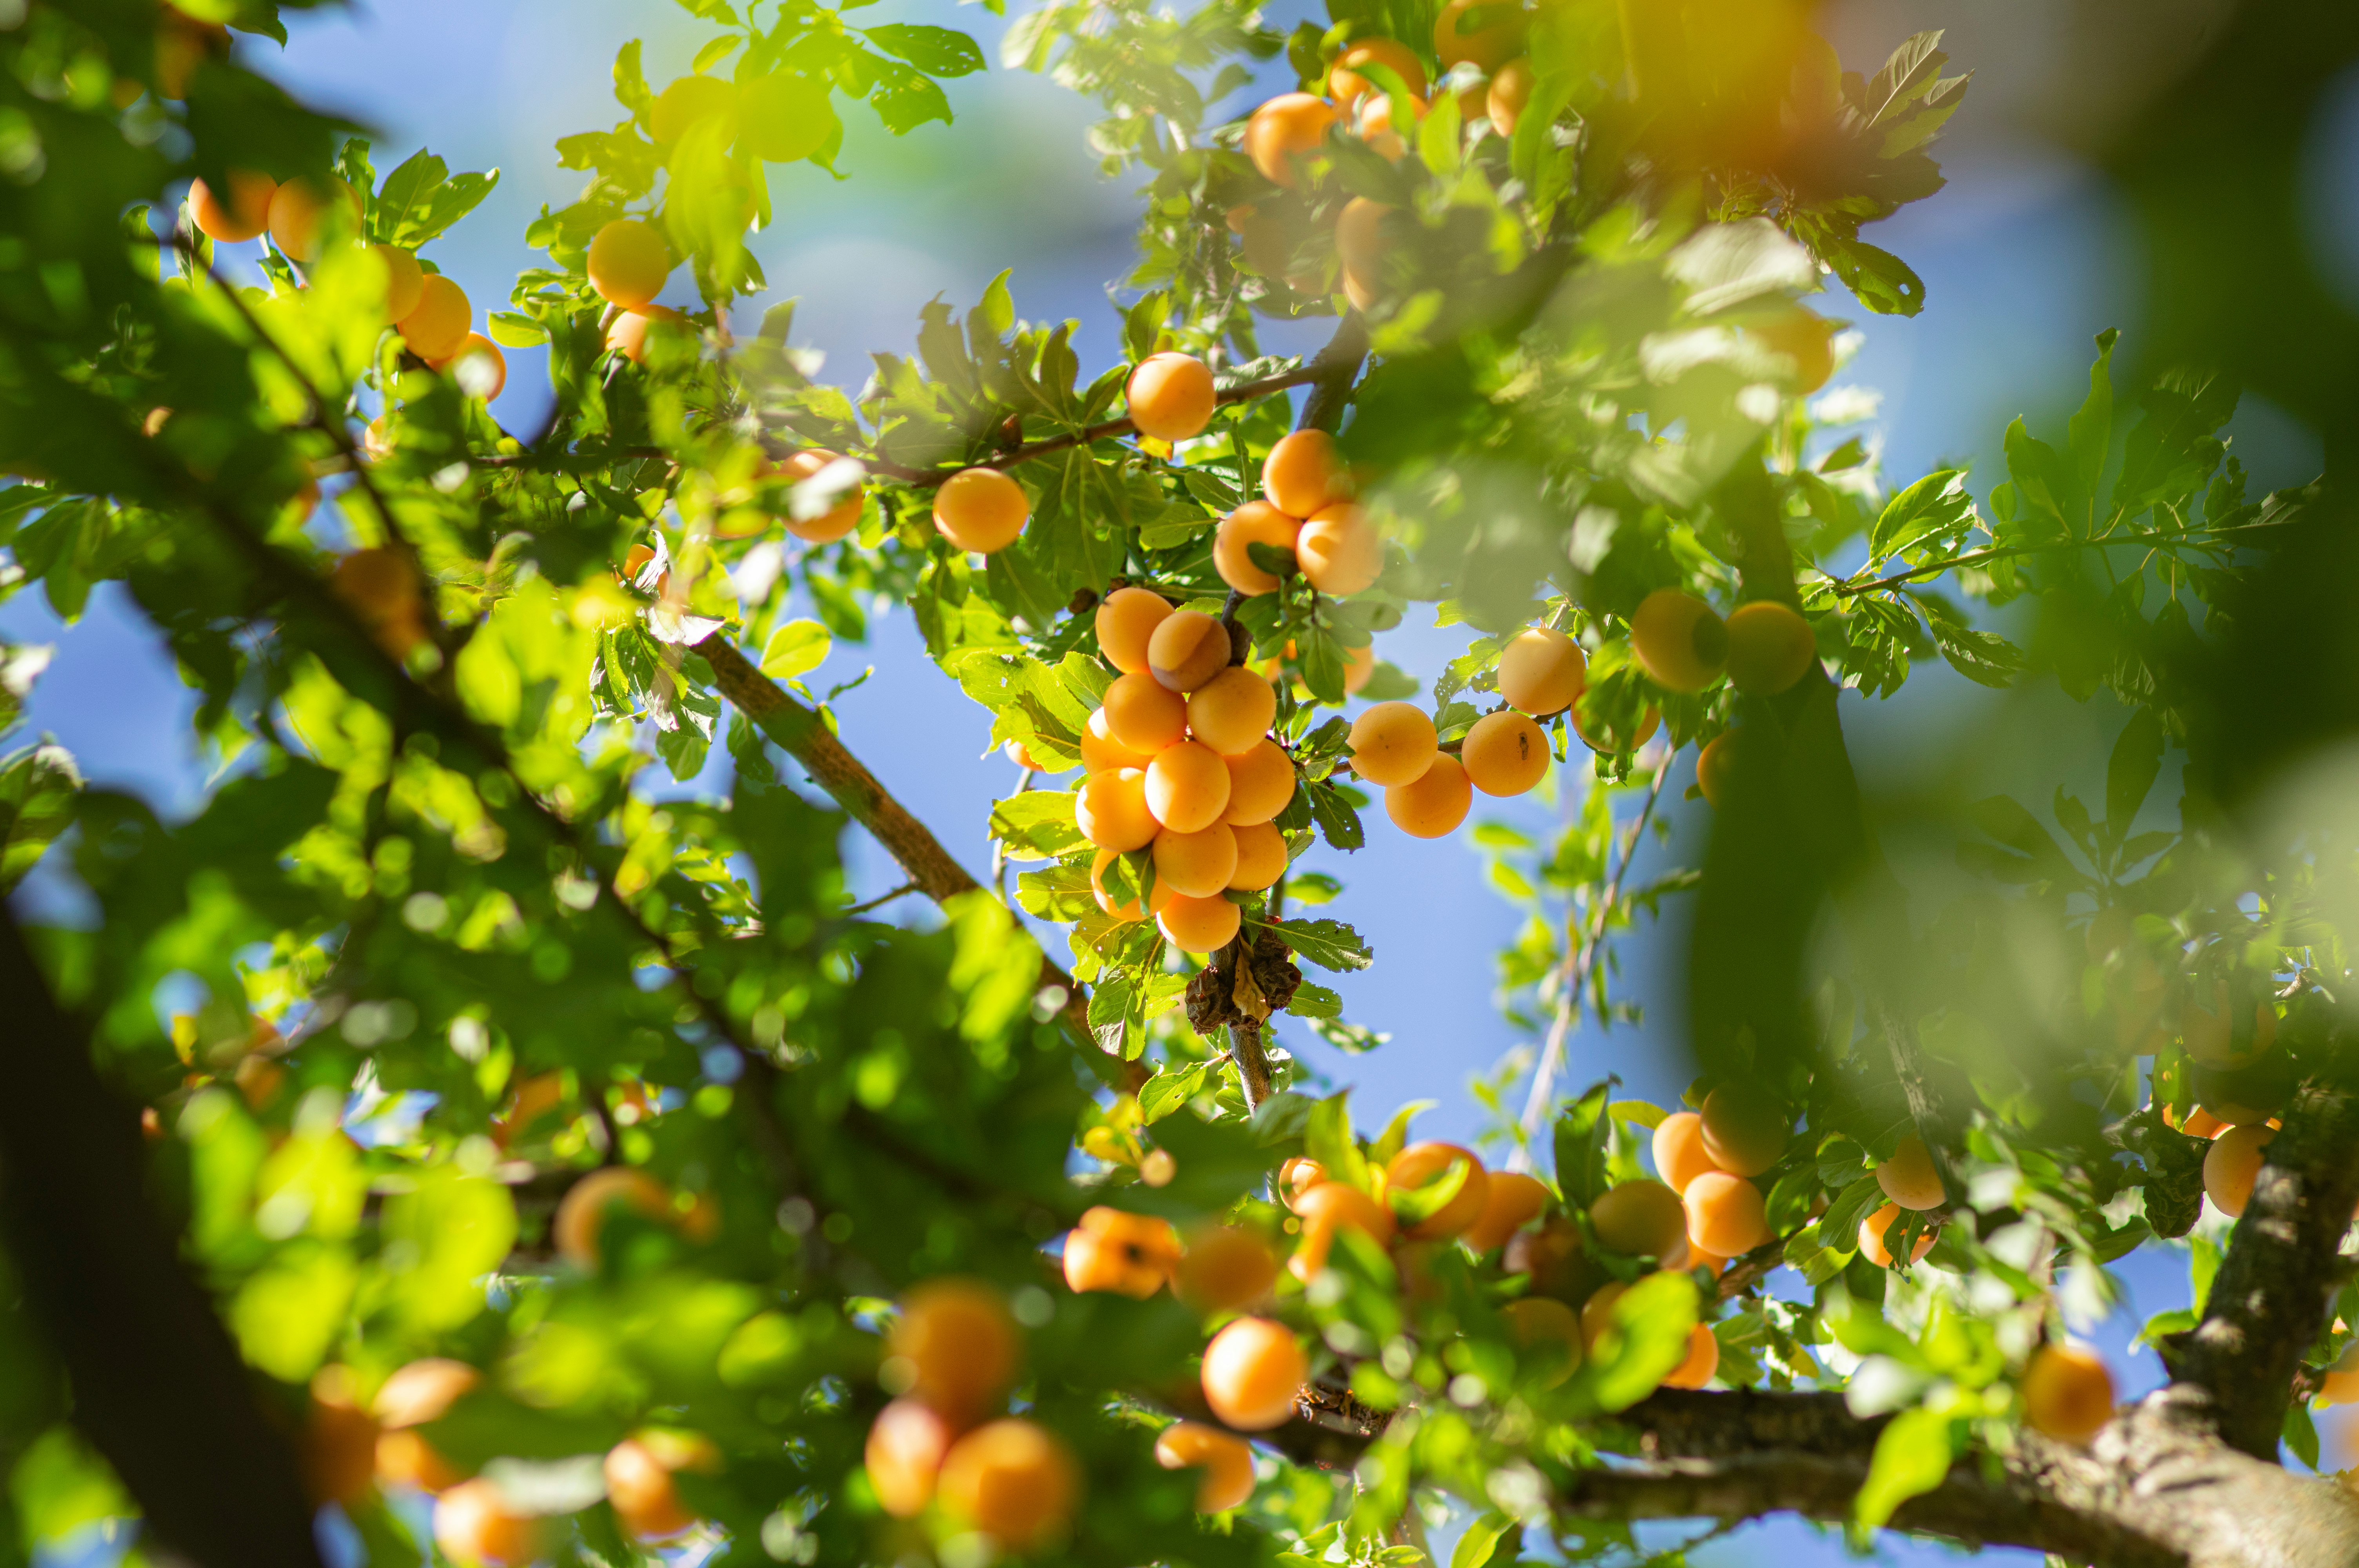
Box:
(1753, 312, 1837, 394)
(374, 1360, 478, 1494)
(399, 274, 473, 362)
(1697, 730, 1743, 809)
(769, 448, 865, 542)
(1349, 702, 1438, 786)
(1698, 1085, 1787, 1179)
(1573, 696, 1661, 754)
(1154, 1423, 1256, 1512)
(1436, 0, 1527, 71)
(1291, 1180, 1397, 1279)
(649, 74, 738, 145)
(1629, 590, 1727, 693)
(1652, 1112, 1722, 1194)
(437, 334, 507, 401)
(1723, 601, 1816, 694)
(1335, 198, 1390, 313)
(1189, 666, 1278, 756)
(1502, 1296, 1583, 1385)
(1096, 586, 1175, 675)
(605, 304, 690, 366)
(1578, 1280, 1627, 1348)
(1464, 1170, 1550, 1252)
(1329, 37, 1428, 108)
(2020, 1344, 2115, 1445)
(371, 244, 425, 322)
(1077, 768, 1159, 852)
(304, 1366, 379, 1506)
(934, 467, 1030, 554)
(1146, 740, 1232, 833)
(1876, 1135, 1946, 1212)
(605, 1433, 718, 1542)
(2203, 1123, 2274, 1217)
(1297, 502, 1383, 596)
(1590, 1179, 1687, 1258)
(1344, 642, 1376, 693)
(1128, 352, 1217, 442)
(739, 71, 838, 162)
(1201, 1316, 1307, 1430)
(434, 1479, 544, 1567)
(1148, 610, 1232, 694)
(1462, 710, 1549, 797)
(1081, 709, 1154, 775)
(1385, 752, 1471, 839)
(2183, 981, 2277, 1069)
(1859, 1203, 1936, 1268)
(1063, 1206, 1183, 1297)
(1352, 93, 1420, 161)
(1104, 671, 1190, 753)
(1091, 849, 1146, 922)
(2321, 1345, 2359, 1405)
(267, 178, 355, 264)
(1498, 626, 1584, 715)
(1177, 1227, 1280, 1311)
(1156, 891, 1241, 953)
(937, 1419, 1080, 1550)
(155, 10, 229, 100)
(1682, 1171, 1772, 1258)
(554, 1165, 673, 1268)
(1154, 823, 1240, 898)
(865, 1399, 954, 1518)
(1001, 739, 1049, 772)
(1222, 740, 1297, 826)
(1245, 93, 1339, 188)
(1214, 501, 1302, 595)
(1226, 820, 1289, 891)
(1488, 58, 1535, 133)
(191, 171, 276, 243)
(1262, 429, 1351, 517)
(891, 1279, 1019, 1425)
(2162, 1102, 2228, 1139)
(329, 547, 428, 659)
(1663, 1323, 1720, 1389)
(1279, 1158, 1327, 1211)
(1385, 1142, 1489, 1240)
(587, 219, 673, 310)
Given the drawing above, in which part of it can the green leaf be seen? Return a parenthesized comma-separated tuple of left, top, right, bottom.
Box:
(1581, 1270, 1696, 1411)
(861, 24, 987, 77)
(1139, 1060, 1211, 1123)
(0, 743, 79, 892)
(487, 310, 551, 348)
(1288, 981, 1343, 1018)
(1552, 1079, 1614, 1209)
(761, 619, 832, 679)
(2105, 708, 2165, 834)
(2068, 328, 2119, 497)
(1303, 1093, 1370, 1191)
(1819, 1175, 1885, 1252)
(1304, 780, 1364, 853)
(1855, 1407, 1954, 1528)
(1869, 469, 1972, 561)
(372, 147, 448, 243)
(1859, 31, 1947, 126)
(1369, 1100, 1433, 1167)
(1450, 1514, 1516, 1568)
(987, 791, 1084, 862)
(1258, 917, 1372, 972)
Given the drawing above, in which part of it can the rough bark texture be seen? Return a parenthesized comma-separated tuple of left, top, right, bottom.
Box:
(0, 913, 325, 1568)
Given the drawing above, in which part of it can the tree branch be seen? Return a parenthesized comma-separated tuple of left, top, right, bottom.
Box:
(1825, 517, 2293, 599)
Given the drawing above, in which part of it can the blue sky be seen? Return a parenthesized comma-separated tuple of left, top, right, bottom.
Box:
(10, 3, 2358, 1563)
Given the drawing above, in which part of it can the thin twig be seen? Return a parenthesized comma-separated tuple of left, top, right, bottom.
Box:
(1827, 517, 2293, 599)
(842, 880, 921, 916)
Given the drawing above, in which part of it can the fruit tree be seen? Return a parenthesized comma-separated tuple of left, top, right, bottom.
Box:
(0, 3, 2356, 1568)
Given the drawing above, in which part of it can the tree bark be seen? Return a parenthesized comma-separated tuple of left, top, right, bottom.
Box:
(0, 912, 324, 1568)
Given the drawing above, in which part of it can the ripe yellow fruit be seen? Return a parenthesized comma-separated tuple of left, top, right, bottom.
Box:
(373, 1360, 478, 1494)
(1650, 1112, 1720, 1194)
(1629, 589, 1728, 693)
(1262, 429, 1351, 517)
(1461, 710, 1549, 797)
(1723, 601, 1816, 694)
(1351, 93, 1418, 161)
(605, 1432, 719, 1542)
(2203, 1123, 2273, 1217)
(739, 72, 839, 162)
(1753, 312, 1837, 394)
(1215, 742, 1292, 828)
(1290, 1181, 1397, 1280)
(1154, 823, 1239, 898)
(1385, 1142, 1489, 1240)
(1146, 740, 1233, 834)
(1188, 666, 1278, 756)
(371, 244, 425, 322)
(865, 1399, 954, 1517)
(1348, 702, 1437, 786)
(606, 305, 689, 365)
(191, 171, 277, 243)
(1682, 1171, 1772, 1257)
(1279, 1157, 1328, 1212)
(650, 74, 738, 145)
(1214, 501, 1303, 595)
(398, 274, 472, 362)
(1876, 1135, 1946, 1211)
(1487, 58, 1535, 134)
(155, 9, 230, 100)
(1077, 768, 1159, 852)
(2020, 1343, 2115, 1445)
(1154, 1423, 1256, 1512)
(1148, 610, 1232, 693)
(892, 1279, 1019, 1425)
(1063, 1206, 1183, 1297)
(936, 1419, 1079, 1550)
(587, 218, 673, 310)
(1590, 1179, 1686, 1257)
(1464, 1169, 1550, 1252)
(267, 178, 354, 263)
(1104, 671, 1190, 753)
(1663, 1323, 1720, 1389)
(1859, 1203, 1936, 1268)
(1095, 586, 1174, 676)
(329, 547, 428, 659)
(1297, 502, 1383, 595)
(1697, 729, 1743, 809)
(554, 1165, 674, 1268)
(770, 449, 865, 542)
(1080, 708, 1154, 775)
(1385, 752, 1470, 838)
(1244, 93, 1338, 188)
(1345, 642, 1376, 694)
(1090, 849, 1145, 921)
(1334, 198, 1390, 313)
(1498, 626, 1584, 715)
(1226, 820, 1289, 891)
(1201, 1316, 1307, 1430)
(1502, 1296, 1583, 1385)
(303, 1366, 379, 1506)
(1573, 696, 1661, 754)
(1128, 352, 1217, 441)
(1176, 1226, 1280, 1311)
(1329, 37, 1427, 107)
(437, 334, 506, 401)
(933, 467, 1030, 554)
(433, 1479, 544, 1566)
(1156, 889, 1242, 952)
(1698, 1085, 1786, 1178)
(2183, 980, 2277, 1069)
(1436, 0, 1526, 71)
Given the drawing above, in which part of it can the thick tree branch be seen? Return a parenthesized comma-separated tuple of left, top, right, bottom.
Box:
(0, 913, 323, 1568)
